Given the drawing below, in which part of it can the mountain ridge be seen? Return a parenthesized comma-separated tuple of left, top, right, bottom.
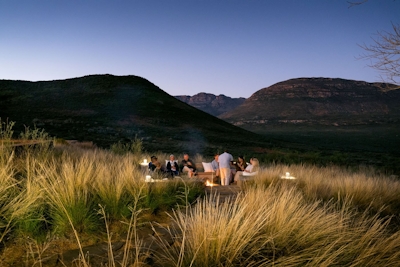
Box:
(219, 77, 400, 126)
(175, 93, 245, 116)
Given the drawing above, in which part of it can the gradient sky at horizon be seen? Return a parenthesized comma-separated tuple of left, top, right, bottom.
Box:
(1, 0, 399, 98)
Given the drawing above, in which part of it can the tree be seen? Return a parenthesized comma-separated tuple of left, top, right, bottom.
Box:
(358, 23, 400, 85)
(348, 0, 400, 86)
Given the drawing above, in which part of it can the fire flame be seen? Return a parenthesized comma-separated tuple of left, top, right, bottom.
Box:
(205, 180, 213, 187)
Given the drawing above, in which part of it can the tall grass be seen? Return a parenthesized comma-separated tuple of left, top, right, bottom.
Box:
(0, 118, 15, 140)
(2, 121, 400, 266)
(0, 147, 44, 245)
(39, 153, 100, 235)
(14, 154, 48, 241)
(93, 153, 138, 221)
(153, 184, 400, 266)
(250, 163, 400, 217)
(0, 139, 205, 265)
(0, 147, 17, 244)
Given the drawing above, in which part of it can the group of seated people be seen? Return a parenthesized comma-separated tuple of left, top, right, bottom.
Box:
(147, 152, 259, 185)
(148, 153, 198, 178)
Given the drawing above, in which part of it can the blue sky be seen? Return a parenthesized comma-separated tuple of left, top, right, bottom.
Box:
(1, 0, 399, 97)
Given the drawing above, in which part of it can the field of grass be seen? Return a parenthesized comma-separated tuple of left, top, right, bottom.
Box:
(1, 123, 400, 266)
(0, 141, 204, 266)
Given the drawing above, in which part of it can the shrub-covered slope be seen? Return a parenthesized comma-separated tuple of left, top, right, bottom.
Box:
(0, 74, 267, 154)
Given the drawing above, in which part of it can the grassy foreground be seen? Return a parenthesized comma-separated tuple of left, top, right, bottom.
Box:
(0, 141, 204, 266)
(1, 138, 400, 266)
(152, 166, 400, 267)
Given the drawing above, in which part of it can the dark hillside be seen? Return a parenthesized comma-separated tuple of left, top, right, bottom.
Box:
(0, 74, 268, 154)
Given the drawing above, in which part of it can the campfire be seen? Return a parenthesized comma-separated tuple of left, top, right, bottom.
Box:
(205, 180, 218, 187)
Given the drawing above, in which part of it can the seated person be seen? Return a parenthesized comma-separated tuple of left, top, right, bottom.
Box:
(243, 158, 259, 175)
(149, 155, 161, 171)
(234, 156, 247, 172)
(181, 153, 197, 177)
(149, 155, 164, 177)
(234, 157, 259, 182)
(211, 154, 220, 177)
(231, 156, 247, 182)
(166, 154, 179, 177)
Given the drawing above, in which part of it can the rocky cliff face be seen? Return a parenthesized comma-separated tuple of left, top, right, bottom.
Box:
(219, 78, 400, 126)
(175, 93, 245, 116)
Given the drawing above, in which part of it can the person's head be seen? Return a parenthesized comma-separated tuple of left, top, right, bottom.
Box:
(250, 157, 259, 167)
(214, 154, 219, 160)
(151, 155, 157, 162)
(238, 155, 244, 163)
(170, 154, 175, 161)
(183, 153, 189, 161)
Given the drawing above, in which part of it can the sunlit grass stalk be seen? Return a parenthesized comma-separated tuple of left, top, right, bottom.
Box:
(98, 205, 116, 267)
(121, 182, 146, 267)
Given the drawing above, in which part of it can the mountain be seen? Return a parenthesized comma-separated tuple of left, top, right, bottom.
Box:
(175, 93, 245, 116)
(219, 77, 400, 162)
(220, 77, 400, 127)
(0, 74, 268, 154)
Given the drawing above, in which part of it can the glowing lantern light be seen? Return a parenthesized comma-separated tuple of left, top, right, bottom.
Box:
(145, 175, 152, 182)
(281, 172, 296, 179)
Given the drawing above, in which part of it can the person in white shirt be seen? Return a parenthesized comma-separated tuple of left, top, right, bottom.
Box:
(235, 157, 259, 182)
(166, 154, 179, 177)
(234, 162, 252, 182)
(218, 151, 233, 186)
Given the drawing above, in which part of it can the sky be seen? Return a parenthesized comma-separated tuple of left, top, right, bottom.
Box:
(1, 0, 399, 98)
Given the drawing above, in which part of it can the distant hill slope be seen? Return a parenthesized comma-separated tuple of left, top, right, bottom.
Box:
(220, 77, 400, 127)
(175, 93, 245, 116)
(0, 74, 267, 154)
